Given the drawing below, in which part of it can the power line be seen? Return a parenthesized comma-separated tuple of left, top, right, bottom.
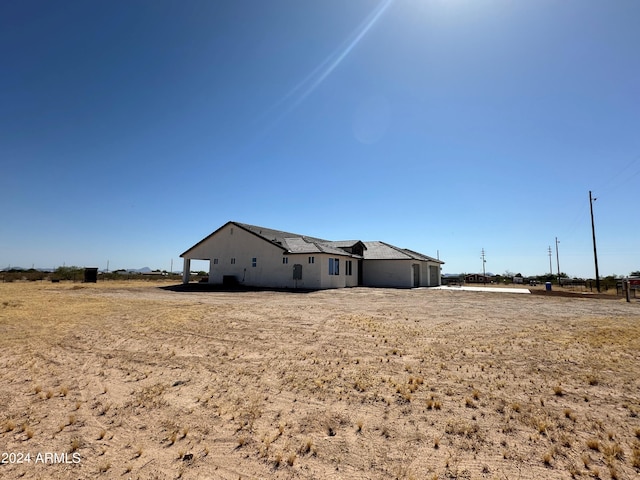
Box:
(599, 153, 640, 194)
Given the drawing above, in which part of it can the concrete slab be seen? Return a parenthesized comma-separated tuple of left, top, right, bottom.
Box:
(431, 286, 531, 294)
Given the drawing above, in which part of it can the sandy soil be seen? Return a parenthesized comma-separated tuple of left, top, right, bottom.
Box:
(1, 280, 639, 480)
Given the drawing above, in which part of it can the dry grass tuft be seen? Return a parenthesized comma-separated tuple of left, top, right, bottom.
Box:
(631, 443, 640, 468)
(602, 442, 624, 461)
(69, 437, 81, 452)
(586, 438, 600, 451)
(300, 438, 314, 455)
(3, 419, 16, 432)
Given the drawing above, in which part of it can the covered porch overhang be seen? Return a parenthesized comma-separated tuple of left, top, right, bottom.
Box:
(180, 256, 210, 284)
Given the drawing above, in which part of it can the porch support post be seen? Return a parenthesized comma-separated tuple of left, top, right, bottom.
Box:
(182, 258, 191, 284)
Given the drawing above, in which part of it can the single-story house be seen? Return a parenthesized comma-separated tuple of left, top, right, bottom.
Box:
(180, 221, 443, 289)
(464, 273, 492, 284)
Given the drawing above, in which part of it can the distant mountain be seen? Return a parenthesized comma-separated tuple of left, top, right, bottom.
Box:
(1, 266, 55, 272)
(131, 267, 152, 273)
(111, 267, 154, 274)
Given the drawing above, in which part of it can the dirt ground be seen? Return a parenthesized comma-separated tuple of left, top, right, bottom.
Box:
(1, 281, 639, 480)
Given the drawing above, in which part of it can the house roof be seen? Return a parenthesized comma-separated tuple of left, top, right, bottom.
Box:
(362, 241, 443, 263)
(181, 221, 360, 258)
(327, 240, 362, 248)
(182, 222, 443, 263)
(234, 222, 358, 257)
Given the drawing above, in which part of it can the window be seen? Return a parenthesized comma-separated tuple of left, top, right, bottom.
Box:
(308, 256, 315, 264)
(213, 258, 218, 265)
(346, 260, 353, 276)
(252, 257, 257, 267)
(329, 258, 340, 275)
(283, 257, 288, 264)
(231, 258, 236, 264)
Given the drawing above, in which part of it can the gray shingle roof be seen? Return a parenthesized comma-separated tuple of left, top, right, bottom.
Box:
(235, 222, 359, 257)
(362, 241, 442, 263)
(183, 221, 442, 264)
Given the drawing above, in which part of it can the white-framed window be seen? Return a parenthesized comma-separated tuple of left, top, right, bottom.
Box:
(329, 258, 340, 275)
(346, 260, 353, 276)
(283, 257, 288, 264)
(231, 258, 236, 264)
(308, 256, 315, 264)
(213, 258, 218, 265)
(252, 257, 257, 267)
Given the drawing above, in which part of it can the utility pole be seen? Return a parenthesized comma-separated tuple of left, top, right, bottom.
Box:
(589, 190, 600, 292)
(170, 259, 173, 274)
(481, 248, 486, 285)
(548, 246, 552, 277)
(555, 237, 560, 286)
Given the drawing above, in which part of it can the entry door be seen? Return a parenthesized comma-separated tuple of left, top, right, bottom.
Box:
(412, 264, 420, 287)
(293, 264, 302, 280)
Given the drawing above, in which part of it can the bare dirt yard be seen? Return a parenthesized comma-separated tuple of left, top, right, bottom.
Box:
(1, 281, 639, 480)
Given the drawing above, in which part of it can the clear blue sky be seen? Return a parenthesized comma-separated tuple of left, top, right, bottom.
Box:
(2, 0, 639, 278)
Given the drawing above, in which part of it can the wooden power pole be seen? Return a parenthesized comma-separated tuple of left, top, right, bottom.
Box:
(589, 191, 601, 293)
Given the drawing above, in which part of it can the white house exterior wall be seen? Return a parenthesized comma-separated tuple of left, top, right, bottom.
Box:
(286, 254, 322, 289)
(318, 254, 359, 289)
(183, 224, 300, 288)
(183, 224, 359, 289)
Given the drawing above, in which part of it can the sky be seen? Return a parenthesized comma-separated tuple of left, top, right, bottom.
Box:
(2, 0, 639, 278)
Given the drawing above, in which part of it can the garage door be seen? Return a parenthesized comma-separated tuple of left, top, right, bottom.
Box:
(429, 266, 440, 286)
